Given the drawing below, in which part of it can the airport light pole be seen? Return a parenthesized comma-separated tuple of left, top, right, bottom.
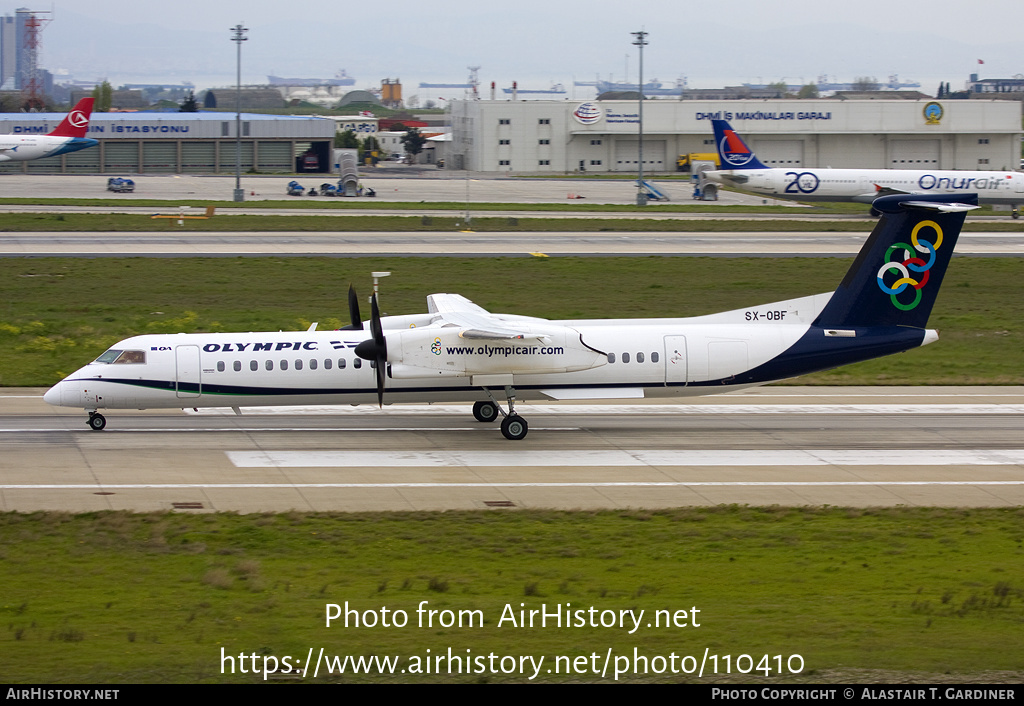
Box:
(632, 30, 648, 206)
(231, 24, 248, 203)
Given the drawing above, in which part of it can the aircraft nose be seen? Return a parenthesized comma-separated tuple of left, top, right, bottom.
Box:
(43, 382, 63, 406)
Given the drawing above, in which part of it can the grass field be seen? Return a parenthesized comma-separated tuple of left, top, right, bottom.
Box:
(1, 211, 1023, 232)
(1, 256, 1021, 387)
(1, 508, 1022, 683)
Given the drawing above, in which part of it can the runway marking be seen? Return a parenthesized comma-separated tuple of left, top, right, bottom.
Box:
(226, 449, 1024, 468)
(190, 403, 1024, 416)
(0, 427, 579, 434)
(4, 481, 1024, 490)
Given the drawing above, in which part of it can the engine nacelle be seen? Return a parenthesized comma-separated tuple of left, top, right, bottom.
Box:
(386, 326, 606, 378)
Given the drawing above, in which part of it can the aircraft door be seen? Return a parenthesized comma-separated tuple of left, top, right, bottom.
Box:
(175, 345, 201, 398)
(664, 336, 687, 386)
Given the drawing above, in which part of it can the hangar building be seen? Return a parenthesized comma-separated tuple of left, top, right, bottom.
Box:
(448, 99, 1022, 174)
(0, 112, 335, 174)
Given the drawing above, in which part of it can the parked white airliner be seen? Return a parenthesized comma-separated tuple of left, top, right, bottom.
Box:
(705, 119, 1024, 217)
(0, 98, 98, 163)
(44, 193, 977, 440)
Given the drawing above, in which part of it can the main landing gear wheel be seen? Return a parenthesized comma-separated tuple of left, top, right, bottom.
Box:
(473, 400, 499, 423)
(87, 412, 106, 431)
(500, 414, 528, 441)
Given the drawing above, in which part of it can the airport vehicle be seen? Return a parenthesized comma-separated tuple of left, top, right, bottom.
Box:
(43, 192, 975, 440)
(705, 119, 1024, 216)
(286, 180, 305, 196)
(106, 177, 135, 193)
(0, 98, 98, 163)
(676, 152, 719, 172)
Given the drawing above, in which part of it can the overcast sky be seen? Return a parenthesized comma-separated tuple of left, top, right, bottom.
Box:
(24, 0, 1024, 98)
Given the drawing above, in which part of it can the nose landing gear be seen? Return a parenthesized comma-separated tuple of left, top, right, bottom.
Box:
(87, 411, 106, 431)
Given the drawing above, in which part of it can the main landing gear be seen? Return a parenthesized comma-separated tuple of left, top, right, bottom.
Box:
(475, 387, 529, 440)
(87, 411, 106, 431)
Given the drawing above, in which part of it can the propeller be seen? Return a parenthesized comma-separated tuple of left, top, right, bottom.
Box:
(338, 285, 364, 330)
(354, 293, 387, 407)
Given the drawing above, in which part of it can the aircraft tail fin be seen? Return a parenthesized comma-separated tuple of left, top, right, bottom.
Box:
(48, 98, 94, 138)
(814, 193, 978, 330)
(711, 119, 768, 170)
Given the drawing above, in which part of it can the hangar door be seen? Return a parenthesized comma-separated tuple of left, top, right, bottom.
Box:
(752, 140, 803, 167)
(614, 140, 666, 172)
(889, 140, 939, 167)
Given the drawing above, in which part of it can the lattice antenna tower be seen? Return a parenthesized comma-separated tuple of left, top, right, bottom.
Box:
(467, 66, 480, 100)
(17, 8, 51, 111)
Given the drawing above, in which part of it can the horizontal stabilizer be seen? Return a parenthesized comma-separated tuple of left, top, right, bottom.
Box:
(897, 200, 980, 213)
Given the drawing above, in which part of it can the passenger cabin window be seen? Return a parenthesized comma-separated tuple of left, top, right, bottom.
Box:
(217, 361, 225, 372)
(233, 361, 241, 372)
(338, 358, 346, 369)
(280, 360, 288, 371)
(266, 360, 273, 371)
(622, 352, 631, 363)
(324, 359, 332, 370)
(354, 358, 362, 369)
(607, 352, 616, 363)
(295, 359, 303, 371)
(651, 352, 659, 363)
(637, 352, 645, 363)
(250, 360, 258, 371)
(310, 359, 318, 370)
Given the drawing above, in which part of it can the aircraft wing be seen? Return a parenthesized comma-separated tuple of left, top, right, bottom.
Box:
(426, 293, 547, 340)
(873, 184, 912, 197)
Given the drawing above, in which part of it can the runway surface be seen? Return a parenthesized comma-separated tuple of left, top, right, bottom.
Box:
(2, 231, 1022, 257)
(3, 386, 1023, 512)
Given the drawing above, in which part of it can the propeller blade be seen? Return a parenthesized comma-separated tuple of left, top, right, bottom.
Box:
(338, 286, 364, 330)
(370, 294, 387, 407)
(347, 285, 363, 330)
(353, 294, 388, 408)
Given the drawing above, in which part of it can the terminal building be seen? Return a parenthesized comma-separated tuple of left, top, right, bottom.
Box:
(448, 99, 1023, 174)
(0, 112, 336, 174)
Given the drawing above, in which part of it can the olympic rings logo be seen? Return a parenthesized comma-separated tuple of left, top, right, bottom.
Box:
(430, 337, 442, 355)
(876, 220, 943, 311)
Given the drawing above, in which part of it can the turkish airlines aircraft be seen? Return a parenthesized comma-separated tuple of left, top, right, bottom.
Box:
(44, 193, 976, 440)
(705, 119, 1024, 217)
(0, 98, 98, 162)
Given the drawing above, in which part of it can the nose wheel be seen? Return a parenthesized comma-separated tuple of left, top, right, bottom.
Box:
(87, 412, 106, 431)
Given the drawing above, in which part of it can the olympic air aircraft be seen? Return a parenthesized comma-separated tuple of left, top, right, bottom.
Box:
(705, 119, 1024, 217)
(44, 192, 976, 440)
(0, 98, 98, 163)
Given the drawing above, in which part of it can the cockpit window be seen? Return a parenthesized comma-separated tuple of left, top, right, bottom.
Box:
(94, 349, 146, 364)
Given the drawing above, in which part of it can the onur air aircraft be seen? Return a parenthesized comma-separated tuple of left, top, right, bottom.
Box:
(704, 119, 1024, 217)
(44, 192, 976, 440)
(0, 97, 98, 163)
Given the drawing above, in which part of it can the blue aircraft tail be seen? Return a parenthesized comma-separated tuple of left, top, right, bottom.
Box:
(814, 193, 978, 330)
(711, 119, 768, 170)
(734, 192, 979, 386)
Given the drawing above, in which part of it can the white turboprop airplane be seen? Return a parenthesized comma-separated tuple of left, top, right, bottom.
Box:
(0, 97, 98, 163)
(44, 192, 976, 440)
(705, 119, 1024, 217)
